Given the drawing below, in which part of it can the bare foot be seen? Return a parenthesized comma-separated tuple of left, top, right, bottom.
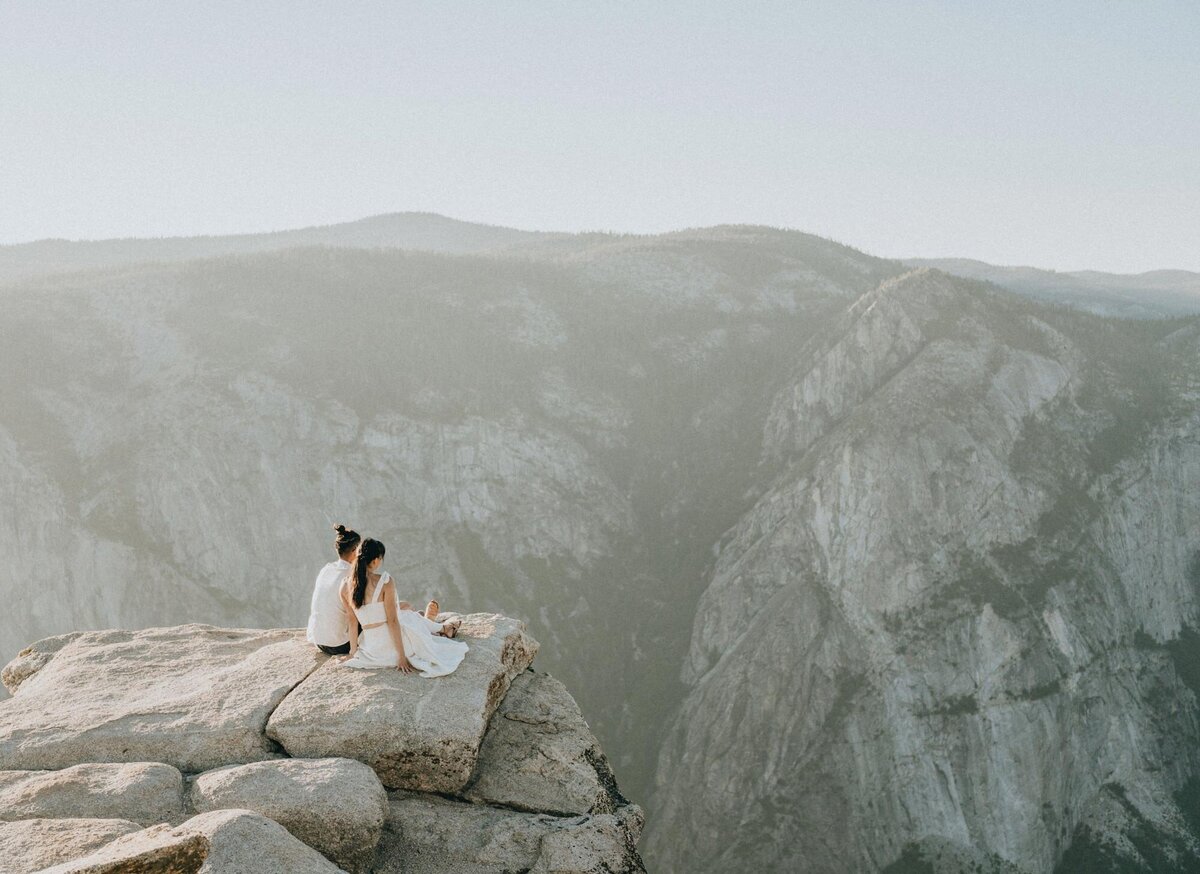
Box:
(423, 599, 440, 620)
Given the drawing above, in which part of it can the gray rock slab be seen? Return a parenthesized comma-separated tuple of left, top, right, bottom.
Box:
(373, 791, 645, 874)
(0, 762, 184, 826)
(190, 758, 385, 873)
(266, 613, 538, 793)
(0, 817, 140, 874)
(0, 625, 323, 773)
(34, 808, 345, 873)
(464, 670, 625, 815)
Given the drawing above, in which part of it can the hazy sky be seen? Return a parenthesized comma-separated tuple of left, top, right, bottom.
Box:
(2, 1, 1197, 272)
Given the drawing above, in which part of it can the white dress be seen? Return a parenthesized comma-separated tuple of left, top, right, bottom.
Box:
(342, 571, 469, 677)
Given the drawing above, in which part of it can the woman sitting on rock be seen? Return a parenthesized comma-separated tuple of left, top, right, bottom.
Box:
(340, 538, 468, 677)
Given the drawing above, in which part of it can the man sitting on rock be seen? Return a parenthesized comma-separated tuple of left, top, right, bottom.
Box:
(306, 524, 361, 655)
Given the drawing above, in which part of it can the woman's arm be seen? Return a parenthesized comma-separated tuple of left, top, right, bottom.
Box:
(341, 582, 359, 658)
(383, 582, 417, 674)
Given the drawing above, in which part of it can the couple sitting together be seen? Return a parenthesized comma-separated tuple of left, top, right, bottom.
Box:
(305, 525, 468, 677)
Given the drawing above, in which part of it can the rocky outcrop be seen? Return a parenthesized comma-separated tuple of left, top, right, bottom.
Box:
(375, 791, 644, 874)
(190, 758, 386, 873)
(464, 670, 626, 815)
(0, 621, 645, 872)
(35, 809, 342, 874)
(0, 763, 184, 826)
(0, 626, 323, 773)
(0, 818, 141, 873)
(266, 614, 538, 793)
(0, 634, 84, 696)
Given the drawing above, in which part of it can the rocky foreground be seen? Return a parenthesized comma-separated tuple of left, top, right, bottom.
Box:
(0, 616, 645, 873)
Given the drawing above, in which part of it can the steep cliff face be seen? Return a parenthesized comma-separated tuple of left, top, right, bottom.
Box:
(648, 270, 1200, 872)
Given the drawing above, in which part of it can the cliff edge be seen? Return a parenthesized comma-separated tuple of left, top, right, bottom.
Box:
(0, 617, 645, 873)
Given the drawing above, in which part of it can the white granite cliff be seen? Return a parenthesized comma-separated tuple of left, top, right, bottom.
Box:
(647, 271, 1200, 872)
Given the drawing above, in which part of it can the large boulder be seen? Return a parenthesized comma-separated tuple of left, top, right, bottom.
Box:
(190, 758, 385, 873)
(0, 762, 184, 826)
(0, 817, 141, 873)
(266, 613, 538, 793)
(374, 790, 646, 874)
(34, 808, 345, 873)
(0, 626, 323, 773)
(464, 670, 624, 815)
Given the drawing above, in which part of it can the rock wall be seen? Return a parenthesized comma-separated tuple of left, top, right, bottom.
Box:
(647, 272, 1200, 872)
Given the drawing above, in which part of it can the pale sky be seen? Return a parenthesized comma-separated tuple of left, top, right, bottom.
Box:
(2, 1, 1197, 272)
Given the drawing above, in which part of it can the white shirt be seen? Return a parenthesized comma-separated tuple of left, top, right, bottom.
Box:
(306, 558, 352, 647)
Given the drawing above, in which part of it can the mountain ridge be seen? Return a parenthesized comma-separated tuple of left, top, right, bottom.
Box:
(905, 257, 1200, 317)
(0, 212, 555, 285)
(13, 209, 1196, 317)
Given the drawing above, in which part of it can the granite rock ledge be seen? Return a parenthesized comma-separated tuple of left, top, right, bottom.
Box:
(0, 620, 646, 873)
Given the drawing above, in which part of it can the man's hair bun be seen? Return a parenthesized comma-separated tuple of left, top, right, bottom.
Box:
(333, 524, 361, 554)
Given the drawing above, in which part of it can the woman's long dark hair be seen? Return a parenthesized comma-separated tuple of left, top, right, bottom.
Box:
(350, 539, 386, 608)
(333, 524, 360, 558)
